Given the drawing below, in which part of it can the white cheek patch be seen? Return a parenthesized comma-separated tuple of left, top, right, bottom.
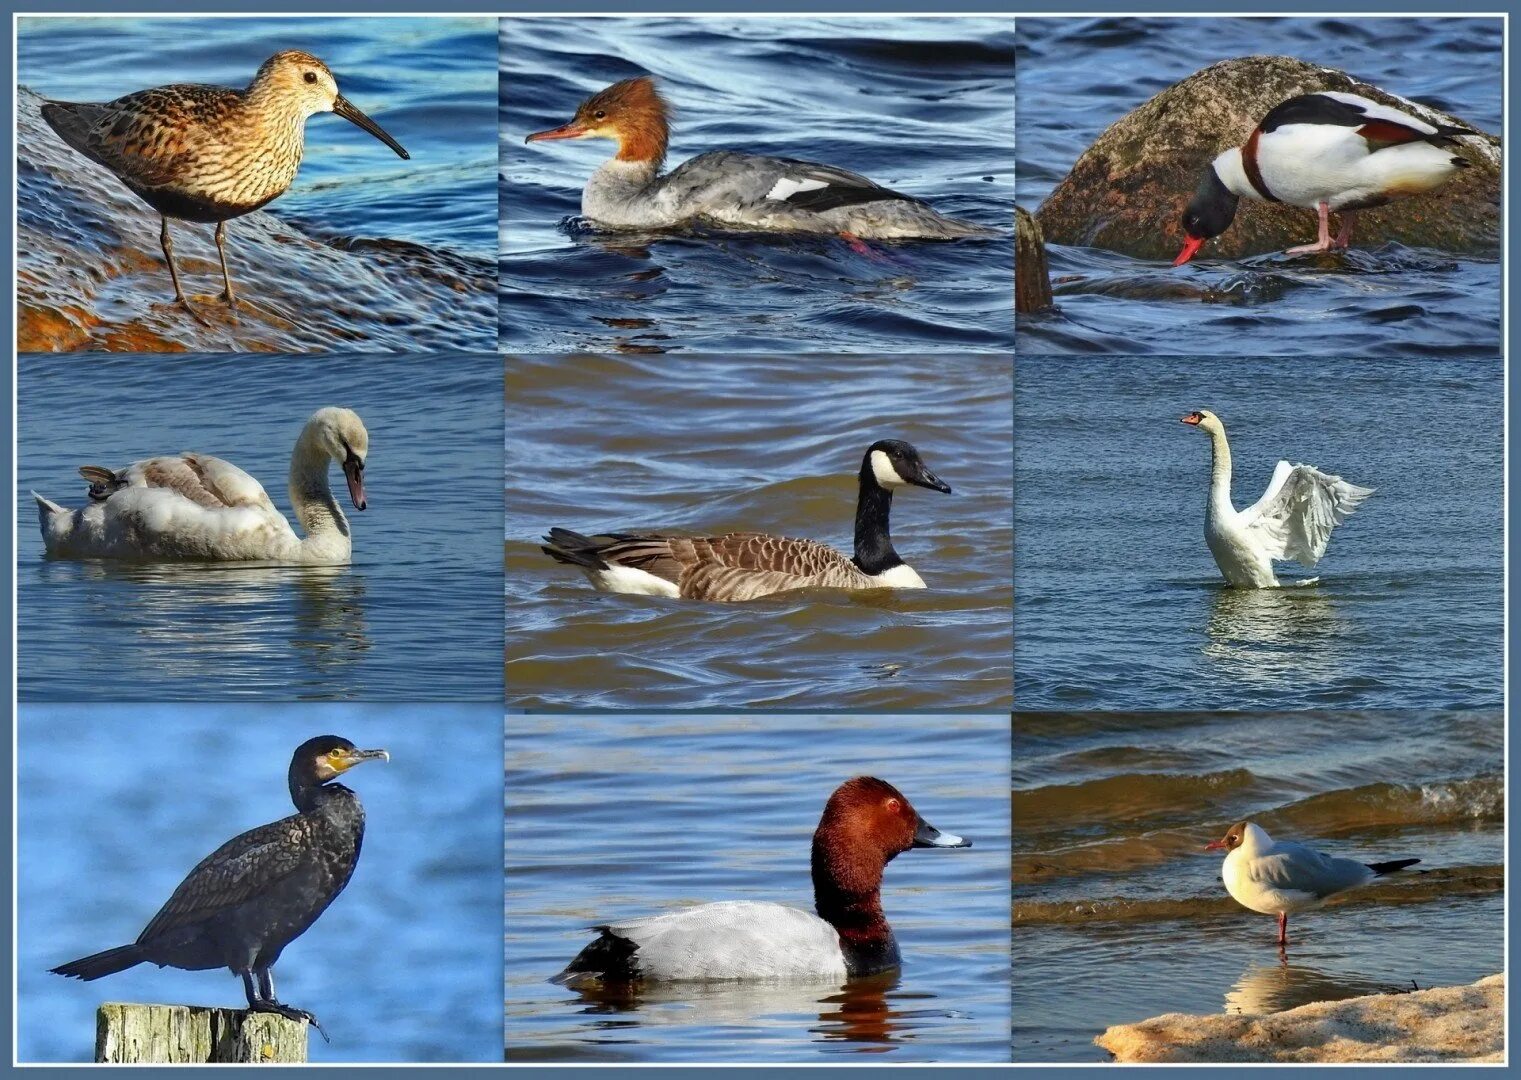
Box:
(870, 450, 908, 489)
(767, 176, 829, 201)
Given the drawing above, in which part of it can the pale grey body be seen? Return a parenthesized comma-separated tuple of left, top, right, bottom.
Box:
(583, 152, 993, 239)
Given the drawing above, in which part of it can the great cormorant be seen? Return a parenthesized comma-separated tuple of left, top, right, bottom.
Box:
(51, 735, 388, 1033)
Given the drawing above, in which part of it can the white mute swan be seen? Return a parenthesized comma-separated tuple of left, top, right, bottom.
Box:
(1182, 410, 1371, 588)
(34, 407, 369, 565)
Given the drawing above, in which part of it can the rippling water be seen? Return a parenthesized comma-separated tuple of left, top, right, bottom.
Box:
(1016, 355, 1501, 710)
(17, 17, 497, 351)
(1016, 17, 1502, 356)
(1012, 708, 1503, 1062)
(505, 354, 1012, 710)
(500, 17, 1013, 354)
(505, 713, 1010, 1062)
(18, 353, 503, 701)
(17, 703, 503, 1063)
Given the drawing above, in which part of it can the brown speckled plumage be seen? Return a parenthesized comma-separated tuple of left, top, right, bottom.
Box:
(40, 50, 408, 310)
(564, 531, 879, 602)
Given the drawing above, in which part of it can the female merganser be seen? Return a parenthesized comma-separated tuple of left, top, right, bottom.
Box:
(1174, 90, 1471, 264)
(526, 76, 993, 241)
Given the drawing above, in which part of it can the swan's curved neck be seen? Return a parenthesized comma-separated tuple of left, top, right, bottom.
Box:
(1205, 426, 1234, 516)
(852, 474, 900, 575)
(289, 431, 349, 556)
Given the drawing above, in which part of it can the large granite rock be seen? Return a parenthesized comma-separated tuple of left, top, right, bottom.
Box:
(1037, 56, 1501, 262)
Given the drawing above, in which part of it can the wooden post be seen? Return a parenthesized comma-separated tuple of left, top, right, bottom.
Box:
(1016, 205, 1055, 314)
(95, 1003, 308, 1063)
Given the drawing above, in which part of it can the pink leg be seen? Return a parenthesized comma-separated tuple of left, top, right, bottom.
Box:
(1285, 203, 1335, 256)
(840, 230, 877, 258)
(1277, 911, 1289, 946)
(1333, 210, 1356, 249)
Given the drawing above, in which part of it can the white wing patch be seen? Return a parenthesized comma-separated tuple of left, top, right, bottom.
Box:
(1319, 90, 1440, 135)
(767, 176, 830, 202)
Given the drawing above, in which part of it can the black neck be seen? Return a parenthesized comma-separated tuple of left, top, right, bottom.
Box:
(852, 472, 901, 575)
(290, 778, 354, 814)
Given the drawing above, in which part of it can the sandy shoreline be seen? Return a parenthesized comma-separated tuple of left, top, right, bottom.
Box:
(1097, 973, 1504, 1063)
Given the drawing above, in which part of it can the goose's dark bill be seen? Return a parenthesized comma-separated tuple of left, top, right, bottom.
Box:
(912, 817, 970, 849)
(911, 465, 952, 494)
(333, 95, 409, 159)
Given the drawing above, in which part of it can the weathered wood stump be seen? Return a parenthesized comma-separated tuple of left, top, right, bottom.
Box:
(96, 1003, 308, 1063)
(1015, 205, 1054, 314)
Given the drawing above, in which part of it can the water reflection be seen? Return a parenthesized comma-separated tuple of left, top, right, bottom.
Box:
(1202, 584, 1350, 690)
(36, 560, 370, 695)
(560, 971, 928, 1052)
(1225, 958, 1410, 1016)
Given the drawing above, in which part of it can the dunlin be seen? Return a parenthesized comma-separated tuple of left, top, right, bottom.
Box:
(41, 50, 410, 312)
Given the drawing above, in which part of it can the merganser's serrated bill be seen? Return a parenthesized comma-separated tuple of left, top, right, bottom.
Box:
(526, 75, 994, 241)
(1174, 88, 1472, 264)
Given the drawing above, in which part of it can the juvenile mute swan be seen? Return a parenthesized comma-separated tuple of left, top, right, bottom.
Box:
(34, 407, 368, 565)
(1182, 410, 1371, 588)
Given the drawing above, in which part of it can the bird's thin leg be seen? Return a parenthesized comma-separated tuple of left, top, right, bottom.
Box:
(1334, 210, 1357, 250)
(1286, 203, 1335, 256)
(160, 217, 187, 304)
(214, 221, 237, 309)
(1277, 911, 1289, 947)
(241, 969, 261, 1008)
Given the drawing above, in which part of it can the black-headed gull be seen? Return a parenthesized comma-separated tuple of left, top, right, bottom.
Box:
(1206, 820, 1420, 945)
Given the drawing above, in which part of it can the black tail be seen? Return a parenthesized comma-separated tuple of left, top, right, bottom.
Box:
(550, 927, 639, 987)
(1451, 156, 1471, 169)
(1366, 858, 1421, 876)
(51, 944, 145, 981)
(541, 528, 608, 570)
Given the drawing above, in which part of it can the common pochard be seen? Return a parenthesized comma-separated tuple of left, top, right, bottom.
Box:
(555, 776, 970, 984)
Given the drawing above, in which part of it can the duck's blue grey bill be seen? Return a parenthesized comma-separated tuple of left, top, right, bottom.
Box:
(913, 818, 970, 848)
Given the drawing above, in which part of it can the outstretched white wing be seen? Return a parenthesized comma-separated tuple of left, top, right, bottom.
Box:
(1239, 461, 1373, 567)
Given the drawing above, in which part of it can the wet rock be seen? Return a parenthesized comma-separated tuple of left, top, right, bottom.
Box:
(1097, 973, 1503, 1063)
(16, 86, 495, 353)
(1015, 206, 1053, 313)
(1037, 57, 1501, 262)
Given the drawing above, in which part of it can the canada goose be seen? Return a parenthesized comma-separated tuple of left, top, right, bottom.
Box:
(542, 439, 951, 602)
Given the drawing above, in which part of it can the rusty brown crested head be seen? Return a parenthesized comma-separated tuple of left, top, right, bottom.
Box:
(525, 75, 671, 169)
